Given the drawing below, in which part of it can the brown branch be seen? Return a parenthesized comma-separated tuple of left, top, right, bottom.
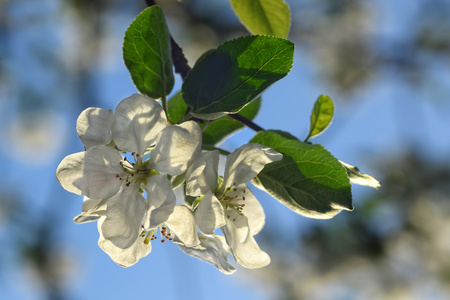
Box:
(228, 113, 264, 132)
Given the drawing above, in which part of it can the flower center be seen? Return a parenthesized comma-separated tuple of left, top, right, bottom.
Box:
(140, 225, 173, 245)
(216, 182, 246, 216)
(115, 152, 158, 188)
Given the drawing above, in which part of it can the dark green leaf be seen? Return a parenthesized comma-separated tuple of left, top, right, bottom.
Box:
(340, 161, 381, 189)
(202, 97, 261, 146)
(123, 6, 174, 99)
(251, 130, 353, 219)
(230, 0, 290, 38)
(182, 35, 294, 119)
(167, 91, 188, 123)
(305, 95, 334, 141)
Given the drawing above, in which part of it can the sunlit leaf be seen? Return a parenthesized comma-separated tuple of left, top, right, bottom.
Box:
(340, 161, 381, 189)
(230, 0, 290, 38)
(167, 91, 188, 123)
(182, 35, 294, 119)
(123, 6, 174, 99)
(251, 130, 353, 219)
(305, 95, 334, 141)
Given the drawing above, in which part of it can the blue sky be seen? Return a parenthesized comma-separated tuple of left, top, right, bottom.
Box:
(1, 0, 450, 299)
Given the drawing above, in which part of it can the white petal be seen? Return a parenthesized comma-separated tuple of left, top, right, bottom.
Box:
(234, 184, 265, 235)
(185, 151, 219, 197)
(81, 196, 105, 212)
(112, 94, 167, 154)
(195, 190, 226, 235)
(73, 196, 107, 224)
(101, 187, 146, 249)
(77, 107, 113, 149)
(222, 210, 270, 269)
(74, 145, 125, 199)
(56, 151, 85, 195)
(144, 175, 176, 229)
(178, 233, 236, 275)
(98, 218, 151, 267)
(223, 143, 282, 189)
(166, 205, 200, 247)
(150, 121, 202, 176)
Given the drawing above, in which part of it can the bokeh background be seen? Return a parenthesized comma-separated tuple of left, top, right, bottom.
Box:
(1, 0, 450, 299)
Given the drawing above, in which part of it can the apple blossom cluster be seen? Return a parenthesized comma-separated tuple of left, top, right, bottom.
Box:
(56, 94, 282, 274)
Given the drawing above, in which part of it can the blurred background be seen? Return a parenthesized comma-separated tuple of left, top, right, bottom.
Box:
(1, 0, 449, 299)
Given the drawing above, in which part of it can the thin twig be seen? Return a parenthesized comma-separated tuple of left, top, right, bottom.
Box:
(228, 113, 264, 132)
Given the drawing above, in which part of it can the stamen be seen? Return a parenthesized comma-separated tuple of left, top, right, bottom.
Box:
(143, 229, 154, 245)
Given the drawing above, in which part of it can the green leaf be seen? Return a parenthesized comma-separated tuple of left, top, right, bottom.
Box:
(202, 97, 261, 146)
(250, 130, 353, 219)
(230, 0, 290, 38)
(340, 161, 381, 189)
(123, 6, 174, 99)
(167, 91, 188, 123)
(305, 95, 334, 141)
(182, 35, 294, 119)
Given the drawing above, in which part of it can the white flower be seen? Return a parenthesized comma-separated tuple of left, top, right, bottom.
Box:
(98, 205, 200, 267)
(76, 107, 114, 149)
(56, 94, 202, 251)
(185, 143, 282, 269)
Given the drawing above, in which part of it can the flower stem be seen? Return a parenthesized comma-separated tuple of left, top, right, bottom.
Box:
(161, 94, 168, 121)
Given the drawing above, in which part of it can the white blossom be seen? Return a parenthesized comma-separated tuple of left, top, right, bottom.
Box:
(56, 93, 202, 255)
(185, 143, 282, 269)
